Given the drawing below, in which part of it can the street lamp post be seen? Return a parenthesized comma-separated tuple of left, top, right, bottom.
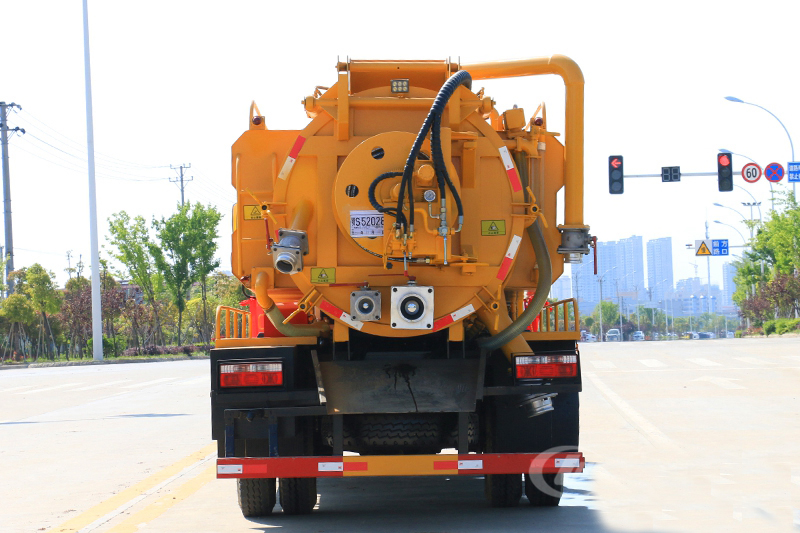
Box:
(724, 98, 796, 197)
(597, 267, 616, 342)
(712, 203, 753, 240)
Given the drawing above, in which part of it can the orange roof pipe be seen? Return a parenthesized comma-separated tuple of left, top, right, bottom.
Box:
(463, 55, 585, 228)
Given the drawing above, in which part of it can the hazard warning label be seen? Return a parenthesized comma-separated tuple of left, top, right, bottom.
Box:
(243, 205, 263, 220)
(311, 268, 335, 284)
(481, 220, 506, 236)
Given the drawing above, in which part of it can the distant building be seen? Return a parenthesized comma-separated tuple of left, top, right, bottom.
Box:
(118, 280, 144, 305)
(646, 237, 674, 303)
(571, 235, 646, 314)
(550, 275, 572, 301)
(722, 262, 738, 310)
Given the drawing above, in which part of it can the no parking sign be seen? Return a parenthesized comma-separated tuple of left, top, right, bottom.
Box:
(765, 162, 785, 183)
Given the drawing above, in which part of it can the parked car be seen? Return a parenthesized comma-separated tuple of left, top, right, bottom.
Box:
(605, 328, 621, 342)
(580, 331, 596, 342)
(726, 331, 735, 339)
(632, 331, 645, 341)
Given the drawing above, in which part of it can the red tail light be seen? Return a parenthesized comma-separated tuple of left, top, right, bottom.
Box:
(515, 355, 577, 379)
(220, 362, 283, 388)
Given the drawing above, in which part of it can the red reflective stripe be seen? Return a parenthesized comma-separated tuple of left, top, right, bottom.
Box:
(496, 256, 514, 280)
(432, 314, 454, 332)
(507, 167, 522, 192)
(245, 464, 269, 475)
(288, 135, 306, 159)
(434, 460, 458, 470)
(344, 461, 368, 471)
(319, 300, 342, 318)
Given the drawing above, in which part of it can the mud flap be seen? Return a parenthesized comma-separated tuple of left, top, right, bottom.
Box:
(318, 358, 483, 414)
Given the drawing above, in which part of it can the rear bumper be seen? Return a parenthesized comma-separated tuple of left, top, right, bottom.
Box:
(217, 452, 584, 479)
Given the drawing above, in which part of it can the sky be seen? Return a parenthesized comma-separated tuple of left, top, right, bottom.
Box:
(3, 0, 798, 291)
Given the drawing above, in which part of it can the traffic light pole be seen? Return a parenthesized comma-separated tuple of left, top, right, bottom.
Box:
(621, 172, 733, 178)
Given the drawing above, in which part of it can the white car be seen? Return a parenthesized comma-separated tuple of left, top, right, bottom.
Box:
(632, 331, 645, 341)
(605, 329, 621, 342)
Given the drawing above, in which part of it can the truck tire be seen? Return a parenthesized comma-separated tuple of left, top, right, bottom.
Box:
(484, 474, 522, 507)
(279, 477, 317, 515)
(237, 478, 276, 517)
(525, 473, 563, 506)
(357, 415, 442, 454)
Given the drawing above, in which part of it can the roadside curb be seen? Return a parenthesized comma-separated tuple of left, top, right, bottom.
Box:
(0, 355, 210, 370)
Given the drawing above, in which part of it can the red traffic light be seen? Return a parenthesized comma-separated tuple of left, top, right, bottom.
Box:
(610, 157, 621, 169)
(718, 154, 730, 166)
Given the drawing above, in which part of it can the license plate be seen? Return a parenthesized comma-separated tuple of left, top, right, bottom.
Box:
(349, 210, 383, 237)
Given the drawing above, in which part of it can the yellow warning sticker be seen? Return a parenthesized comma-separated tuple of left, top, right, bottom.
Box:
(696, 242, 711, 256)
(311, 268, 335, 284)
(243, 205, 262, 220)
(481, 220, 506, 236)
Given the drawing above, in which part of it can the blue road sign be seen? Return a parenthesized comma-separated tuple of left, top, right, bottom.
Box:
(711, 239, 729, 256)
(765, 162, 785, 183)
(788, 162, 800, 183)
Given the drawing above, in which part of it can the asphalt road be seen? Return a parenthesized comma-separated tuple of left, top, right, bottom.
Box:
(1, 337, 799, 532)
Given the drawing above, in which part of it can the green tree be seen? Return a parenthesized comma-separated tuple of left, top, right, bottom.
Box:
(150, 204, 194, 345)
(1, 293, 37, 360)
(188, 203, 221, 344)
(108, 212, 165, 345)
(25, 264, 62, 358)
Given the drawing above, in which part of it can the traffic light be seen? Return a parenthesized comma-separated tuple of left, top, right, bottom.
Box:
(717, 152, 733, 191)
(609, 155, 623, 194)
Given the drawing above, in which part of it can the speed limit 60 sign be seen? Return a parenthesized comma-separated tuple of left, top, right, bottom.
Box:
(742, 162, 762, 183)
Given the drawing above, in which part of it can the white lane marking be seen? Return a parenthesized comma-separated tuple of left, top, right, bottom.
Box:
(122, 378, 178, 389)
(586, 373, 678, 450)
(687, 358, 722, 367)
(589, 360, 616, 369)
(1, 385, 34, 393)
(16, 383, 82, 395)
(639, 359, 667, 368)
(79, 452, 216, 533)
(733, 357, 774, 366)
(692, 376, 746, 390)
(72, 379, 133, 391)
(172, 376, 207, 386)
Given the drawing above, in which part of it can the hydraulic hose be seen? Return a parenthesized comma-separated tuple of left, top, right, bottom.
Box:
(478, 149, 552, 353)
(398, 70, 472, 234)
(478, 219, 551, 352)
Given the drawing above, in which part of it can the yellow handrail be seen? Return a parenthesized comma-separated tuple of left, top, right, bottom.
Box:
(536, 298, 579, 333)
(215, 305, 251, 342)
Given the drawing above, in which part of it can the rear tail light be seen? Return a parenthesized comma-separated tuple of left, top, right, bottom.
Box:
(220, 362, 283, 388)
(515, 355, 577, 379)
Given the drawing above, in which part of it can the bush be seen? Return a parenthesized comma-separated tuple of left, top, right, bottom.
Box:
(764, 320, 776, 336)
(775, 318, 800, 335)
(120, 344, 212, 357)
(734, 330, 743, 338)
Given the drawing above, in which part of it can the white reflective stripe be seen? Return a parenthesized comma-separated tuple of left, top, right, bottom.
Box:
(340, 312, 364, 331)
(277, 156, 296, 181)
(458, 460, 483, 470)
(451, 304, 475, 322)
(318, 462, 344, 472)
(498, 146, 515, 171)
(218, 464, 243, 475)
(504, 235, 522, 259)
(554, 458, 581, 468)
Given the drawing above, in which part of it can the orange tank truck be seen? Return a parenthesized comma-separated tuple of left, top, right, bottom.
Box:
(210, 57, 594, 516)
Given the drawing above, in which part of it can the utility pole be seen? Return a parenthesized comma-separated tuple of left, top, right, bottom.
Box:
(170, 163, 193, 206)
(1, 102, 24, 295)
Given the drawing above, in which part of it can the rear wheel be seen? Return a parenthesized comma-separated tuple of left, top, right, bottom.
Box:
(279, 477, 317, 515)
(484, 474, 522, 507)
(237, 478, 276, 517)
(525, 472, 563, 506)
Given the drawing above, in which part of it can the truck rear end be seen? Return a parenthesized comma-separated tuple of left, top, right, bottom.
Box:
(211, 56, 593, 515)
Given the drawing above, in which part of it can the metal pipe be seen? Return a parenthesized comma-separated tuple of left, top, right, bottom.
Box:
(464, 55, 585, 227)
(253, 271, 329, 337)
